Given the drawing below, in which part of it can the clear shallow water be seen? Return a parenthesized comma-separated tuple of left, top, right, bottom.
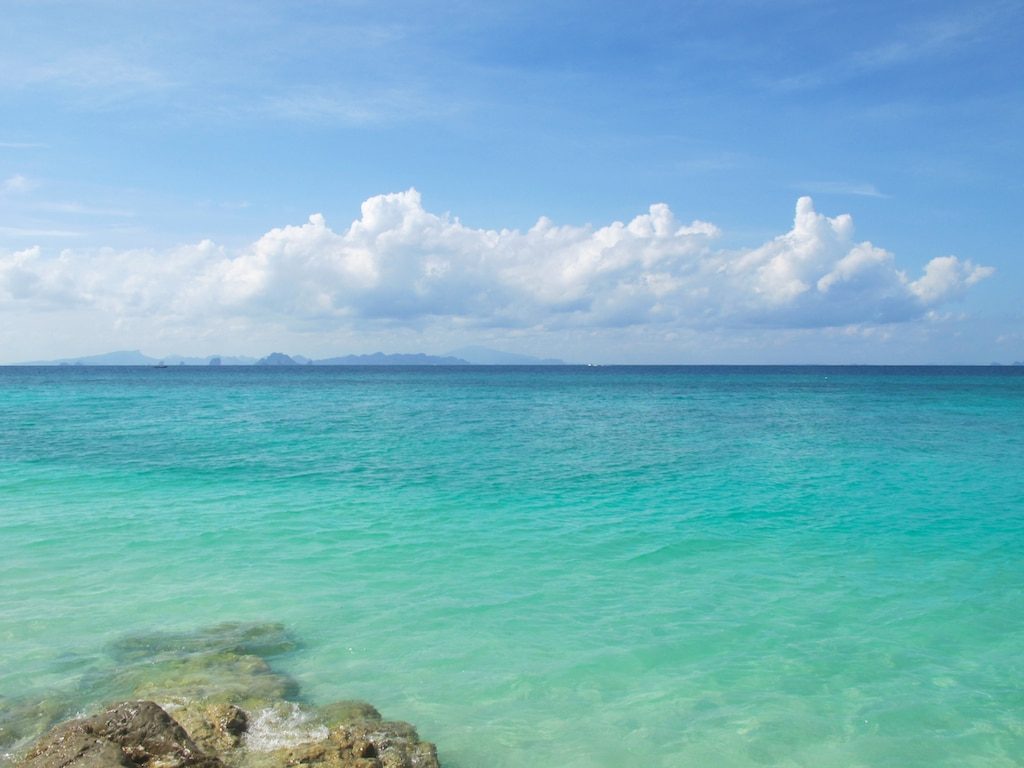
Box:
(1, 365, 1022, 767)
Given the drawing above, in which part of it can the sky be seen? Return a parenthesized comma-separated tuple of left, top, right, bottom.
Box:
(1, 0, 1021, 364)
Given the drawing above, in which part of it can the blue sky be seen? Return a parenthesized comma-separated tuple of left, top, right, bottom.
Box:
(1, 0, 1021, 363)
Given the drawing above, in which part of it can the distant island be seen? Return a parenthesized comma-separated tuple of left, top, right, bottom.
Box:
(20, 350, 260, 366)
(260, 354, 475, 368)
(13, 347, 566, 366)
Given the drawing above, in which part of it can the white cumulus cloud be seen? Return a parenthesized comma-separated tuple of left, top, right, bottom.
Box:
(0, 191, 993, 334)
(909, 254, 994, 304)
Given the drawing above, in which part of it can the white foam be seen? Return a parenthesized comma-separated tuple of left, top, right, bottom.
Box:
(242, 702, 328, 752)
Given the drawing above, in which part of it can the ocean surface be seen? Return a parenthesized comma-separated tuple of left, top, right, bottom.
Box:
(1, 365, 1022, 767)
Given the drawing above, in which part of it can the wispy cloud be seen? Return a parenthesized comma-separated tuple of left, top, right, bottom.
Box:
(39, 202, 135, 218)
(848, 16, 985, 72)
(0, 141, 47, 149)
(0, 48, 176, 114)
(676, 152, 749, 175)
(2, 49, 173, 92)
(0, 226, 81, 237)
(797, 181, 888, 198)
(259, 85, 460, 125)
(1, 174, 36, 194)
(766, 11, 992, 92)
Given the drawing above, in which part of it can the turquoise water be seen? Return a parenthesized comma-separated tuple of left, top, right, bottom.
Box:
(1, 366, 1022, 766)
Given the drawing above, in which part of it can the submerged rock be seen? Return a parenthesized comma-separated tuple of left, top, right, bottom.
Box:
(108, 623, 298, 663)
(92, 624, 301, 711)
(17, 700, 440, 768)
(0, 696, 68, 755)
(114, 649, 300, 709)
(318, 702, 382, 728)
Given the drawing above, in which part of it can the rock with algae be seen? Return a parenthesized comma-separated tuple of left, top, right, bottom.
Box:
(92, 623, 301, 711)
(1, 696, 72, 762)
(116, 649, 299, 709)
(9, 623, 440, 768)
(17, 699, 440, 768)
(18, 700, 223, 768)
(169, 703, 249, 755)
(108, 623, 298, 664)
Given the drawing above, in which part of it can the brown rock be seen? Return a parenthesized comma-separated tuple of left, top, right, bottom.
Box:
(330, 721, 439, 768)
(18, 701, 223, 768)
(18, 699, 439, 768)
(170, 702, 249, 754)
(252, 716, 438, 768)
(18, 723, 132, 768)
(317, 701, 382, 728)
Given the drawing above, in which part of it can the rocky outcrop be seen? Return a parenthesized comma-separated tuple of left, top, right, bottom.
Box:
(18, 699, 439, 768)
(253, 715, 439, 768)
(171, 702, 248, 755)
(19, 701, 223, 768)
(9, 623, 441, 768)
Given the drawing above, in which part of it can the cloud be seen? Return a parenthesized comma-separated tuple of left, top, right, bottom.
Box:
(258, 84, 460, 125)
(0, 191, 993, 333)
(909, 255, 994, 304)
(2, 174, 35, 194)
(1, 49, 171, 92)
(0, 226, 81, 238)
(766, 10, 993, 93)
(797, 181, 888, 198)
(39, 202, 135, 217)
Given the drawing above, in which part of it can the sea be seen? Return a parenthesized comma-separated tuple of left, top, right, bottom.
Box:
(1, 365, 1022, 767)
